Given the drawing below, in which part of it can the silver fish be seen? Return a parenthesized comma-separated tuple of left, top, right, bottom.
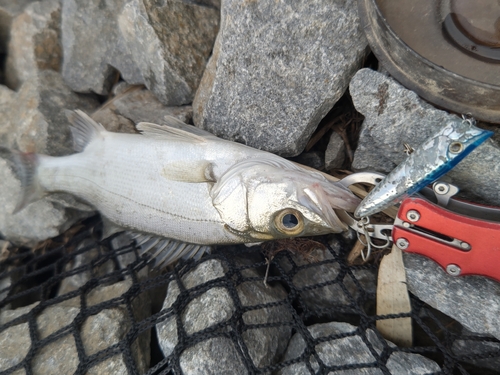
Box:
(354, 117, 493, 218)
(5, 110, 360, 267)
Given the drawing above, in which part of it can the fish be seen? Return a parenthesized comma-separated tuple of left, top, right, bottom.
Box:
(354, 117, 493, 218)
(3, 110, 361, 268)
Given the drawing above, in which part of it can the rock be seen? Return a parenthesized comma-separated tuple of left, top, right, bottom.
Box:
(157, 255, 291, 370)
(350, 68, 500, 206)
(0, 0, 36, 53)
(62, 0, 219, 105)
(61, 0, 143, 96)
(57, 239, 115, 297)
(193, 0, 368, 156)
(0, 300, 150, 374)
(290, 151, 324, 171)
(277, 321, 441, 375)
(118, 0, 219, 105)
(0, 302, 38, 372)
(0, 71, 98, 245)
(277, 237, 377, 318)
(5, 0, 62, 89)
(58, 279, 152, 373)
(404, 253, 500, 341)
(452, 329, 500, 372)
(179, 337, 248, 375)
(325, 132, 345, 170)
(92, 85, 193, 134)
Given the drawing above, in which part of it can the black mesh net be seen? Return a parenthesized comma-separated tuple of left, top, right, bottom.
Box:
(1, 216, 500, 375)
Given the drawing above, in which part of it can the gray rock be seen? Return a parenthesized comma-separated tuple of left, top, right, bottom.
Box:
(325, 132, 345, 170)
(156, 259, 233, 357)
(118, 0, 219, 105)
(278, 237, 377, 317)
(157, 256, 291, 369)
(92, 85, 193, 133)
(0, 71, 98, 245)
(193, 0, 368, 156)
(405, 253, 500, 342)
(60, 279, 152, 373)
(61, 0, 143, 95)
(277, 321, 440, 375)
(350, 68, 500, 206)
(0, 0, 36, 53)
(179, 337, 249, 375)
(57, 239, 115, 296)
(62, 0, 218, 104)
(290, 151, 325, 171)
(0, 299, 149, 374)
(5, 0, 62, 89)
(452, 329, 500, 372)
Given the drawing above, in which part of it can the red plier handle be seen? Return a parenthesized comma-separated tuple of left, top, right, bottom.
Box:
(393, 197, 500, 281)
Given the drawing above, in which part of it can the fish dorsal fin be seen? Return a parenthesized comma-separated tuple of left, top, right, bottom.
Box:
(136, 120, 209, 144)
(66, 110, 106, 152)
(129, 232, 211, 268)
(160, 115, 217, 138)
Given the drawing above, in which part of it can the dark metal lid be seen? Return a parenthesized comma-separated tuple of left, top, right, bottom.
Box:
(358, 0, 500, 123)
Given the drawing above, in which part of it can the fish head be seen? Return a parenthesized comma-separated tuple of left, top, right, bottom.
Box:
(211, 158, 361, 242)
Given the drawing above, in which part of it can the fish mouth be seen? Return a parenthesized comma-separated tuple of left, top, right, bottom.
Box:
(298, 182, 360, 232)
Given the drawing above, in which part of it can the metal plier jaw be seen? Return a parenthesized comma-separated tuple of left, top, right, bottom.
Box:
(336, 172, 500, 282)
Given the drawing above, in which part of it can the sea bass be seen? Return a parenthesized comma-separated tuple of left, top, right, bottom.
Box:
(5, 110, 360, 267)
(354, 117, 493, 218)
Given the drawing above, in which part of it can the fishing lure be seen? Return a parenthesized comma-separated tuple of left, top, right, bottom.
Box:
(354, 117, 493, 218)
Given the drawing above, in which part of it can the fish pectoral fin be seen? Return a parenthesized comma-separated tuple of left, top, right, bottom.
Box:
(136, 121, 209, 144)
(101, 216, 125, 239)
(161, 161, 216, 183)
(66, 110, 106, 152)
(129, 232, 211, 269)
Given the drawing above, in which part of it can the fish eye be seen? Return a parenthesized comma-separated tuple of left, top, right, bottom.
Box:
(449, 142, 464, 154)
(274, 209, 304, 235)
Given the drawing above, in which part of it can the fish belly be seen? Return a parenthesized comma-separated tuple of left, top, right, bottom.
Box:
(37, 135, 241, 244)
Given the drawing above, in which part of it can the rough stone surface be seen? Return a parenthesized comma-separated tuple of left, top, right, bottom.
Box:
(290, 151, 324, 171)
(0, 295, 149, 374)
(277, 322, 440, 375)
(0, 71, 98, 245)
(179, 337, 249, 375)
(157, 256, 291, 369)
(119, 0, 219, 105)
(452, 329, 500, 372)
(325, 132, 345, 170)
(61, 0, 143, 95)
(57, 239, 115, 296)
(193, 0, 368, 156)
(156, 259, 233, 357)
(404, 253, 500, 341)
(278, 237, 377, 317)
(62, 0, 218, 105)
(5, 0, 62, 89)
(0, 302, 38, 372)
(0, 0, 36, 53)
(92, 85, 193, 134)
(350, 68, 500, 206)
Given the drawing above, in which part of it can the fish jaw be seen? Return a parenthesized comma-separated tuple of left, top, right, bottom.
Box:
(355, 118, 493, 218)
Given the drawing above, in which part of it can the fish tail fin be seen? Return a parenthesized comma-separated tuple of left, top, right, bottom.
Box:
(65, 109, 106, 152)
(0, 147, 43, 214)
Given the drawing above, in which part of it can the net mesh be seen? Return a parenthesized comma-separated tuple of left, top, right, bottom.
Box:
(1, 216, 499, 375)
